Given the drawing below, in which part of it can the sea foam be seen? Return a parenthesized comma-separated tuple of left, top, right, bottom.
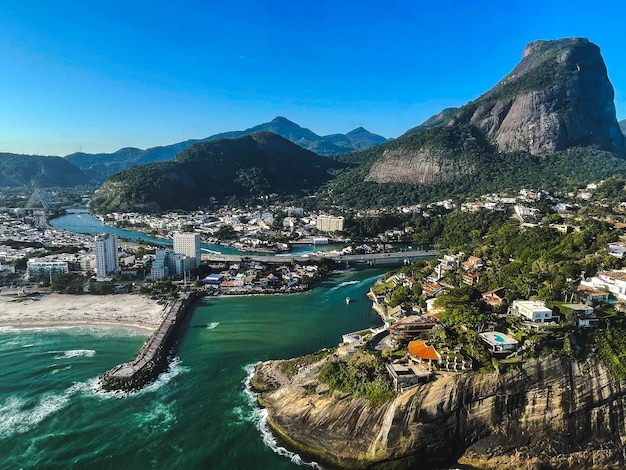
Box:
(0, 381, 89, 439)
(54, 349, 96, 360)
(243, 362, 322, 469)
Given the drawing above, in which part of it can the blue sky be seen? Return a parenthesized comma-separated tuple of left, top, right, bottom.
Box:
(0, 0, 624, 156)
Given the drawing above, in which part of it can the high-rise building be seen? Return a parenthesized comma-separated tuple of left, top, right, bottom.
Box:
(173, 232, 201, 269)
(316, 215, 345, 232)
(95, 233, 118, 278)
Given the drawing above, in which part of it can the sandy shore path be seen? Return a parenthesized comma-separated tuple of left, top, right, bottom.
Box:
(0, 292, 168, 332)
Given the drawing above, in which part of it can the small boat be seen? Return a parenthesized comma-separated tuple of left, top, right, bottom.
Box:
(345, 296, 351, 304)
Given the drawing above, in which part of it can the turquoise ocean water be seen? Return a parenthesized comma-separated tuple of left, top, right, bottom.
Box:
(1, 269, 385, 469)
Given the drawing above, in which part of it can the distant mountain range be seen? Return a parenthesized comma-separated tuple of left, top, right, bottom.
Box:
(87, 37, 626, 213)
(3, 37, 626, 212)
(64, 117, 387, 182)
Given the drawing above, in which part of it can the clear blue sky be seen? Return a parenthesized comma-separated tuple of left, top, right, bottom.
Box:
(0, 0, 624, 156)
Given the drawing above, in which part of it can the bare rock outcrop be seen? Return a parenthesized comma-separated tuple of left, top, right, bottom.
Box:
(454, 38, 624, 156)
(365, 147, 473, 184)
(254, 355, 626, 469)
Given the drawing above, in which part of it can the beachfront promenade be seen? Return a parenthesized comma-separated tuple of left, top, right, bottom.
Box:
(203, 249, 439, 267)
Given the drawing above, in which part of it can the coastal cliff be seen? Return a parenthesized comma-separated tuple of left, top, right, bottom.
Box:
(253, 354, 626, 469)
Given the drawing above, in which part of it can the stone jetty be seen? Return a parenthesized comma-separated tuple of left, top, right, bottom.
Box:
(99, 293, 198, 392)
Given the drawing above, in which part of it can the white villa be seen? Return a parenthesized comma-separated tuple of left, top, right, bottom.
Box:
(509, 300, 553, 323)
(580, 270, 626, 301)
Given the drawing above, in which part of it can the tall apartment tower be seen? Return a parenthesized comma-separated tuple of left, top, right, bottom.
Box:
(173, 232, 201, 268)
(95, 233, 118, 278)
(316, 215, 345, 232)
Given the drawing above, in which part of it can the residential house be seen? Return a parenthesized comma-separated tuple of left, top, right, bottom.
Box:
(577, 286, 609, 304)
(562, 303, 599, 328)
(422, 281, 445, 297)
(479, 331, 519, 353)
(482, 288, 506, 308)
(581, 270, 626, 301)
(509, 300, 553, 323)
(389, 315, 438, 342)
(407, 340, 441, 368)
(462, 271, 481, 286)
(462, 256, 483, 271)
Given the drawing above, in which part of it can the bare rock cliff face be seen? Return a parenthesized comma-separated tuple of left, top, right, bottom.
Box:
(453, 38, 625, 156)
(365, 148, 473, 184)
(254, 355, 626, 469)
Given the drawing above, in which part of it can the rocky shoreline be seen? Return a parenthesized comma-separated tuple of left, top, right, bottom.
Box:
(252, 353, 626, 469)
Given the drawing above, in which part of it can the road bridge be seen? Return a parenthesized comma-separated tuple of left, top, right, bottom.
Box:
(202, 249, 439, 267)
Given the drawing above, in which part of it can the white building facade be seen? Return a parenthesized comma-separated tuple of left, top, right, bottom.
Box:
(510, 300, 553, 323)
(95, 233, 118, 278)
(316, 215, 345, 232)
(173, 232, 201, 269)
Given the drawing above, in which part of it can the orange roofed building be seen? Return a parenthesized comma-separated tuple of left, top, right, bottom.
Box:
(408, 340, 441, 368)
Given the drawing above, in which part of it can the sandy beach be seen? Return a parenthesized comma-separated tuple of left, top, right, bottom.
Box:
(0, 292, 168, 331)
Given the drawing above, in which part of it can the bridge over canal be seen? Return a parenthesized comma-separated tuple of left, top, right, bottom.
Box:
(202, 249, 439, 267)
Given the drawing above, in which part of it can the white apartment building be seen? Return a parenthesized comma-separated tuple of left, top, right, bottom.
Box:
(95, 233, 118, 278)
(316, 215, 345, 233)
(173, 232, 201, 269)
(510, 300, 553, 323)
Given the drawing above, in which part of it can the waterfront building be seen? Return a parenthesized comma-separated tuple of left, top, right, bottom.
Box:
(316, 215, 345, 233)
(95, 233, 118, 278)
(173, 232, 201, 268)
(27, 259, 69, 281)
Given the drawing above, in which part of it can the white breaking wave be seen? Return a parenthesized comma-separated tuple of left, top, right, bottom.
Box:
(54, 349, 96, 360)
(0, 381, 89, 439)
(206, 322, 219, 330)
(328, 280, 360, 292)
(242, 362, 322, 469)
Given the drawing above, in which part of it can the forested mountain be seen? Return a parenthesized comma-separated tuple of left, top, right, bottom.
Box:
(620, 118, 626, 136)
(0, 153, 89, 187)
(326, 38, 626, 208)
(89, 132, 344, 213)
(66, 117, 386, 182)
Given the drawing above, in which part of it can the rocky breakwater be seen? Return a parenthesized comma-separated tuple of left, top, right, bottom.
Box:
(100, 293, 198, 392)
(252, 354, 626, 469)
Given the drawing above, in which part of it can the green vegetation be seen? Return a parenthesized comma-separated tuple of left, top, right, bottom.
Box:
(329, 139, 626, 210)
(278, 348, 335, 380)
(89, 133, 344, 213)
(597, 320, 626, 380)
(0, 153, 89, 187)
(318, 350, 394, 406)
(89, 281, 115, 295)
(139, 279, 179, 299)
(50, 273, 85, 294)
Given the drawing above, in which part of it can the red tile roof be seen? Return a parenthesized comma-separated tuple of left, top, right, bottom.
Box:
(408, 340, 440, 361)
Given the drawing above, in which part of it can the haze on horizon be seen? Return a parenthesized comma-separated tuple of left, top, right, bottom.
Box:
(0, 0, 624, 157)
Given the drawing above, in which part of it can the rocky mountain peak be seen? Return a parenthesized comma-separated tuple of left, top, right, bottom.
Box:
(456, 37, 625, 155)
